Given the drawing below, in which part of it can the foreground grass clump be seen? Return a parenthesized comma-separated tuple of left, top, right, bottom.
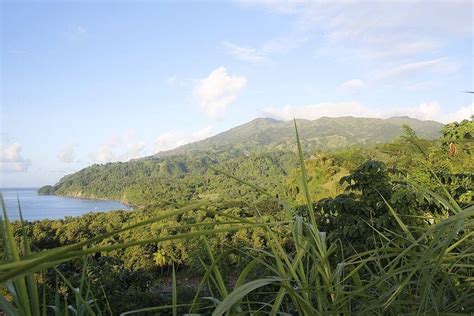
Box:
(1, 120, 473, 315)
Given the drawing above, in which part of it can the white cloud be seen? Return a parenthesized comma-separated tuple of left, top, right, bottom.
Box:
(236, 0, 303, 15)
(262, 102, 373, 121)
(154, 133, 181, 152)
(261, 33, 308, 54)
(191, 126, 214, 140)
(374, 58, 457, 82)
(222, 32, 307, 63)
(353, 40, 440, 60)
(124, 141, 147, 160)
(155, 126, 214, 152)
(340, 79, 365, 93)
(444, 103, 474, 123)
(194, 67, 247, 119)
(384, 102, 441, 121)
(92, 130, 147, 163)
(222, 41, 265, 63)
(405, 81, 437, 91)
(155, 126, 214, 153)
(58, 144, 76, 163)
(336, 59, 456, 91)
(242, 1, 472, 62)
(94, 145, 116, 163)
(92, 127, 215, 162)
(1, 143, 22, 162)
(262, 100, 473, 124)
(0, 142, 31, 172)
(386, 102, 473, 123)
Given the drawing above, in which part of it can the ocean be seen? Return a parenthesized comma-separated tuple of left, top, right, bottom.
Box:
(0, 188, 131, 221)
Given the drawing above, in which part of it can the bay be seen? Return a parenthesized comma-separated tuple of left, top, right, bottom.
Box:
(0, 187, 131, 221)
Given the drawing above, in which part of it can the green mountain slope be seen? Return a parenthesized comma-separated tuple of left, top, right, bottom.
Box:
(43, 116, 443, 206)
(159, 116, 443, 156)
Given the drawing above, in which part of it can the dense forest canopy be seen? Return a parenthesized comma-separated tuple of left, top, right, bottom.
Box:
(13, 118, 471, 313)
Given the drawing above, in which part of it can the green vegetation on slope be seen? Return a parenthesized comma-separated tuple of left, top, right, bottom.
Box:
(39, 116, 444, 206)
(160, 116, 443, 155)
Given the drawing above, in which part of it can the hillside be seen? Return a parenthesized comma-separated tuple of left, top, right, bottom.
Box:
(41, 116, 444, 206)
(158, 116, 443, 156)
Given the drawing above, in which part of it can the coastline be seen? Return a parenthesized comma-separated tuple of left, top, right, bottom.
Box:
(1, 188, 137, 222)
(53, 192, 142, 210)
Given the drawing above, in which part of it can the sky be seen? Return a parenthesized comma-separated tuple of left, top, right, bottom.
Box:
(1, 0, 473, 187)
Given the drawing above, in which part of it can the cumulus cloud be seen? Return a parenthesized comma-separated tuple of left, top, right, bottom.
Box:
(262, 101, 473, 124)
(58, 144, 77, 163)
(340, 79, 365, 93)
(0, 142, 31, 172)
(92, 130, 147, 163)
(93, 137, 121, 163)
(384, 102, 441, 121)
(155, 126, 214, 152)
(222, 41, 266, 63)
(194, 67, 247, 119)
(94, 146, 115, 163)
(444, 103, 474, 123)
(389, 102, 473, 123)
(92, 127, 215, 162)
(262, 102, 373, 121)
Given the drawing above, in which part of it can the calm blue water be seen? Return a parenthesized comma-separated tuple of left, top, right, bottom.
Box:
(0, 188, 131, 221)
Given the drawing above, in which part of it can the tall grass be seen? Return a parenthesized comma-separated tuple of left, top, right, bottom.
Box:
(191, 120, 473, 315)
(1, 120, 473, 314)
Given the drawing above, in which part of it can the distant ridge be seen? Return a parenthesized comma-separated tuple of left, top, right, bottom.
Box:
(43, 116, 445, 206)
(156, 116, 443, 157)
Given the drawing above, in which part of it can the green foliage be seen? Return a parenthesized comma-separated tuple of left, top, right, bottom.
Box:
(42, 116, 443, 207)
(46, 152, 296, 207)
(163, 116, 442, 156)
(37, 185, 55, 195)
(314, 160, 428, 246)
(1, 119, 472, 314)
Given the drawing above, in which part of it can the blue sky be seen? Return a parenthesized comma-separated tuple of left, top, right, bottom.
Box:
(1, 0, 473, 187)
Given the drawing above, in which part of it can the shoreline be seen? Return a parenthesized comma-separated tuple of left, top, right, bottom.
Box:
(52, 192, 143, 210)
(2, 188, 141, 222)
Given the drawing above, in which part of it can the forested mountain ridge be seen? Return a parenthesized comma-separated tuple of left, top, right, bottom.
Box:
(158, 116, 443, 156)
(40, 116, 444, 206)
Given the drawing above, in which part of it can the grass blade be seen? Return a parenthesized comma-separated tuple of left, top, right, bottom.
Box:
(212, 278, 280, 316)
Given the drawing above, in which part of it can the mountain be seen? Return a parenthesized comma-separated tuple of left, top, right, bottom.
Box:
(41, 116, 444, 206)
(158, 116, 443, 156)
